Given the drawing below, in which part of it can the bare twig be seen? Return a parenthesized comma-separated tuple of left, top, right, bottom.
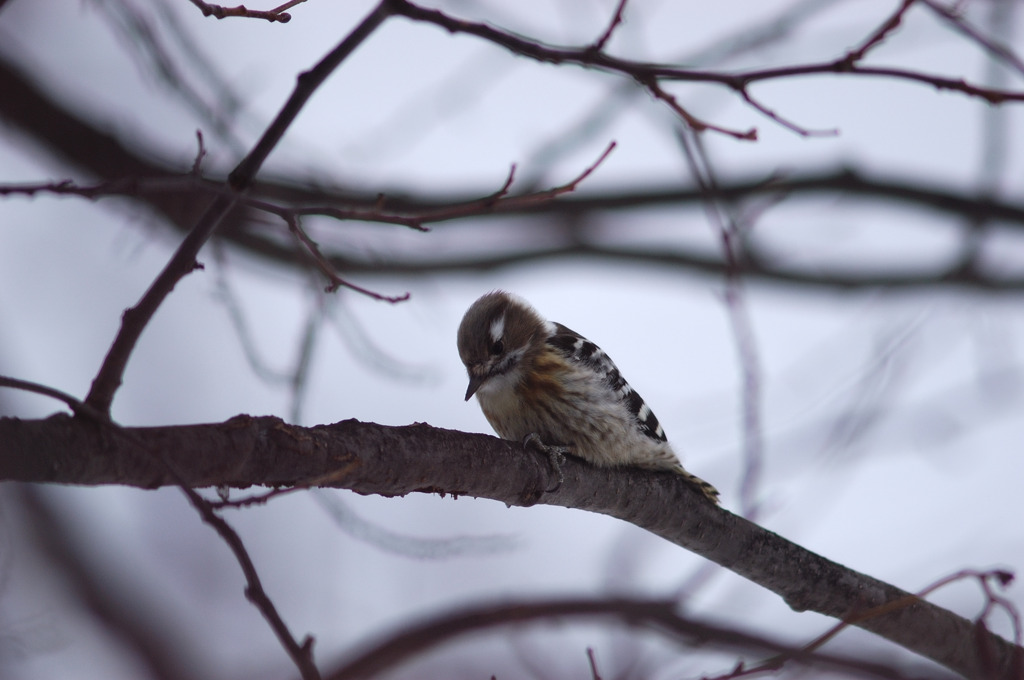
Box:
(588, 0, 628, 53)
(0, 176, 204, 199)
(735, 61, 1024, 104)
(676, 129, 765, 518)
(586, 647, 603, 680)
(922, 0, 1024, 79)
(244, 162, 516, 231)
(255, 141, 615, 298)
(84, 192, 239, 413)
(840, 0, 917, 67)
(739, 88, 838, 137)
(209, 485, 307, 509)
(271, 0, 306, 14)
(493, 140, 616, 206)
(288, 292, 326, 422)
(162, 458, 322, 680)
(187, 0, 294, 23)
(287, 214, 410, 301)
(387, 0, 1024, 138)
(642, 77, 758, 140)
(722, 568, 1023, 680)
(229, 1, 393, 188)
(83, 1, 395, 414)
(0, 375, 109, 421)
(96, 0, 246, 149)
(191, 129, 207, 175)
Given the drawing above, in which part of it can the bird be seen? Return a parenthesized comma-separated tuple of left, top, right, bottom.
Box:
(457, 290, 719, 502)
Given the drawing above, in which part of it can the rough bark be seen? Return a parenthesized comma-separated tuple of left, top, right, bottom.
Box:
(0, 413, 1019, 678)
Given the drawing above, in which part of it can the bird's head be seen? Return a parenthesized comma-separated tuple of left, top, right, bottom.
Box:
(457, 291, 549, 401)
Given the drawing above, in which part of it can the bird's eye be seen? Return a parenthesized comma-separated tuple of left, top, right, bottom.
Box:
(490, 339, 504, 355)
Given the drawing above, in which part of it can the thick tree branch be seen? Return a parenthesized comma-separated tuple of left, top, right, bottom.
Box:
(1, 414, 1019, 679)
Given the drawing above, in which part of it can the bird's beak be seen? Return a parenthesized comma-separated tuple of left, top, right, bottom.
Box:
(465, 373, 485, 401)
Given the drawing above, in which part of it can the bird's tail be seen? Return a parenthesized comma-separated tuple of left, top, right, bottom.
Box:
(676, 467, 720, 504)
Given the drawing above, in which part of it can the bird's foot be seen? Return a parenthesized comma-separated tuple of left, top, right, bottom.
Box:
(523, 433, 568, 494)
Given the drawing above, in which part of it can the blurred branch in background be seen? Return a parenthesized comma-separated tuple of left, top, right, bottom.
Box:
(323, 597, 941, 680)
(674, 125, 766, 520)
(13, 485, 199, 680)
(5, 148, 1024, 292)
(4, 3, 1024, 294)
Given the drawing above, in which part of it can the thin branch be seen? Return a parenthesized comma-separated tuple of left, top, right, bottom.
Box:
(387, 0, 1024, 138)
(288, 292, 325, 422)
(710, 568, 1021, 680)
(805, 569, 1021, 657)
(840, 0, 917, 67)
(491, 140, 616, 206)
(209, 485, 306, 509)
(587, 0, 628, 53)
(0, 176, 206, 199)
(641, 77, 758, 140)
(83, 191, 239, 413)
(251, 142, 615, 294)
(96, 0, 247, 150)
(271, 0, 307, 14)
(244, 161, 519, 230)
(739, 88, 838, 137)
(922, 0, 1024, 79)
(734, 62, 1024, 104)
(676, 129, 765, 518)
(191, 129, 207, 175)
(287, 214, 410, 301)
(188, 0, 295, 23)
(586, 647, 603, 680)
(166, 457, 322, 680)
(83, 1, 394, 414)
(0, 375, 108, 421)
(229, 1, 393, 189)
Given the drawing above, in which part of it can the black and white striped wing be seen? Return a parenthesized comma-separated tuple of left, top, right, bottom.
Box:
(547, 323, 668, 443)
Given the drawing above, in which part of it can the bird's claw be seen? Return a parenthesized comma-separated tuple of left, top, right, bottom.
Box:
(524, 433, 567, 493)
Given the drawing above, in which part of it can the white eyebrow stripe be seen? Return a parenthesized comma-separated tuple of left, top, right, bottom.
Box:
(489, 315, 505, 343)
